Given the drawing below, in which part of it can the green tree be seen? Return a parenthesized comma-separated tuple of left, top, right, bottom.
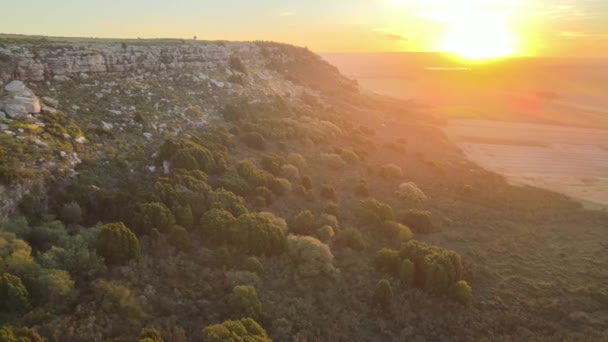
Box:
(0, 273, 30, 314)
(201, 318, 270, 342)
(358, 198, 395, 227)
(199, 209, 236, 244)
(374, 279, 393, 311)
(139, 326, 164, 342)
(228, 285, 263, 320)
(399, 259, 415, 286)
(130, 202, 176, 235)
(0, 326, 43, 342)
(243, 257, 264, 277)
(450, 280, 472, 306)
(402, 210, 433, 234)
(291, 210, 316, 235)
(96, 222, 141, 266)
(174, 205, 194, 231)
(168, 225, 190, 251)
(229, 213, 287, 256)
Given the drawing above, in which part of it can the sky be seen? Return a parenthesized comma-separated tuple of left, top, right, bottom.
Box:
(1, 0, 607, 57)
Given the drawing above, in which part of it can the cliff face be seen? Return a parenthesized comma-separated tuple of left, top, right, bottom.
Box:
(0, 42, 259, 82)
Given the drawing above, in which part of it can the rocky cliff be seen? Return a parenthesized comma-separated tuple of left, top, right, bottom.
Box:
(0, 41, 257, 82)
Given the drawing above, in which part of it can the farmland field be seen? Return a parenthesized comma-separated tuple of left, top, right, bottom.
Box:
(444, 119, 608, 209)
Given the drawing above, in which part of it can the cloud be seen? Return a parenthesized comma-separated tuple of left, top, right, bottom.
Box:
(372, 28, 408, 41)
(279, 11, 296, 16)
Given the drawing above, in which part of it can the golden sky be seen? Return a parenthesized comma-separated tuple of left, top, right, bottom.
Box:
(1, 0, 607, 57)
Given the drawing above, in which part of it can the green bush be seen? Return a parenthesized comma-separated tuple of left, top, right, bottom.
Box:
(161, 139, 216, 172)
(228, 285, 263, 320)
(168, 225, 190, 251)
(96, 222, 141, 266)
(139, 326, 164, 342)
(198, 209, 237, 244)
(379, 164, 402, 180)
(269, 177, 292, 196)
(60, 201, 82, 224)
(174, 205, 194, 231)
(219, 172, 252, 195)
(383, 221, 413, 242)
(255, 186, 273, 206)
(287, 235, 338, 279)
(0, 326, 43, 342)
(201, 318, 270, 342)
(374, 248, 400, 275)
(0, 273, 30, 314)
(280, 164, 299, 180)
(323, 203, 339, 216)
(261, 153, 285, 175)
(243, 256, 264, 277)
(374, 279, 393, 311)
(94, 279, 144, 321)
(223, 103, 250, 122)
(228, 213, 287, 256)
(237, 160, 273, 188)
(399, 259, 415, 286)
(229, 55, 247, 74)
(450, 280, 472, 306)
(301, 175, 312, 190)
(130, 202, 176, 235)
(358, 198, 395, 227)
(291, 210, 316, 235)
(402, 210, 433, 234)
(334, 228, 367, 251)
(242, 132, 266, 150)
(320, 184, 336, 200)
(207, 189, 249, 217)
(399, 240, 464, 295)
(315, 225, 335, 243)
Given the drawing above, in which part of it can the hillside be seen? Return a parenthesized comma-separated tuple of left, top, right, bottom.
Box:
(0, 36, 607, 341)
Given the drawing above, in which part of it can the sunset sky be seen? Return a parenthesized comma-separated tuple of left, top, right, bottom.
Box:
(1, 0, 607, 57)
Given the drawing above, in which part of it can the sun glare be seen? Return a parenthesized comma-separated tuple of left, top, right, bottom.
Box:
(440, 20, 517, 61)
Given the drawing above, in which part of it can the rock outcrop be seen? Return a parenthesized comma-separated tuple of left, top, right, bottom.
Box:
(0, 42, 258, 82)
(0, 80, 41, 118)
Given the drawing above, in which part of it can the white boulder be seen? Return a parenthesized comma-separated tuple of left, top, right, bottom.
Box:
(0, 80, 41, 118)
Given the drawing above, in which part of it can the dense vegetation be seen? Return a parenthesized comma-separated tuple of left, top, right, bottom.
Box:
(0, 38, 607, 341)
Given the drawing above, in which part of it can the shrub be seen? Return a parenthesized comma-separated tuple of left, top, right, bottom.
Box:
(201, 318, 270, 342)
(399, 259, 415, 286)
(301, 175, 312, 190)
(280, 164, 300, 181)
(358, 198, 395, 227)
(219, 172, 251, 196)
(384, 221, 413, 242)
(287, 153, 307, 170)
(323, 202, 338, 216)
(315, 225, 335, 243)
(374, 248, 400, 275)
(130, 202, 176, 235)
(199, 209, 236, 244)
(96, 223, 141, 266)
(242, 132, 266, 150)
(207, 189, 249, 217)
(139, 327, 164, 342)
(229, 213, 287, 256)
(60, 201, 82, 224)
(243, 256, 264, 277)
(237, 160, 273, 188)
(291, 210, 316, 235)
(402, 210, 433, 234)
(39, 269, 75, 302)
(287, 235, 338, 279)
(320, 184, 336, 200)
(223, 103, 249, 122)
(450, 280, 472, 306)
(255, 187, 273, 206)
(168, 225, 190, 251)
(334, 228, 366, 251)
(228, 285, 263, 320)
(374, 279, 393, 311)
(334, 147, 359, 163)
(320, 153, 345, 169)
(317, 214, 339, 229)
(379, 164, 402, 180)
(174, 205, 194, 231)
(399, 240, 463, 295)
(161, 139, 216, 172)
(395, 182, 428, 203)
(261, 153, 285, 175)
(0, 326, 43, 341)
(94, 280, 144, 321)
(269, 177, 292, 196)
(0, 273, 30, 314)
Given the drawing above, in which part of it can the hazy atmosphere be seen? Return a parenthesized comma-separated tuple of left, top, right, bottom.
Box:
(0, 1, 607, 341)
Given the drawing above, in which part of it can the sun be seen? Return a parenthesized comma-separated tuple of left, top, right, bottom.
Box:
(435, 10, 518, 61)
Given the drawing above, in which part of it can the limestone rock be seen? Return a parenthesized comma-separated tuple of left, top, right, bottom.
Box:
(0, 80, 41, 118)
